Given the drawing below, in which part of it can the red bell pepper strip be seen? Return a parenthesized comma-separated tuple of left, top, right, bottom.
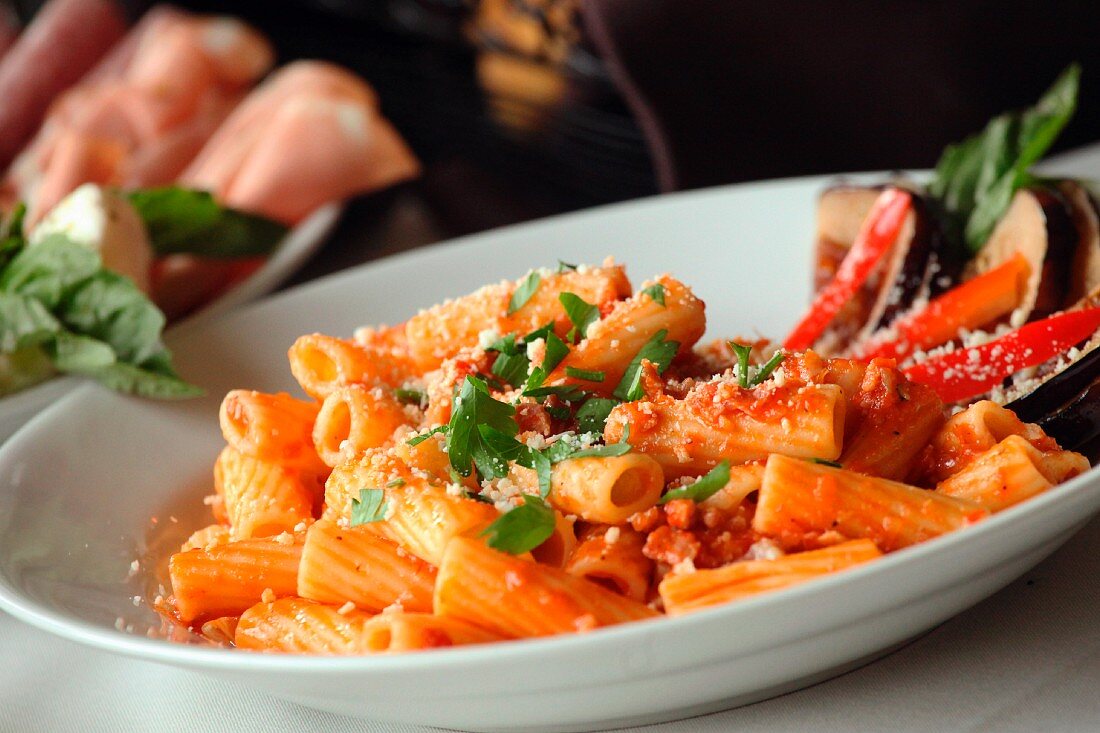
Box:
(784, 188, 912, 351)
(857, 252, 1031, 361)
(903, 306, 1100, 403)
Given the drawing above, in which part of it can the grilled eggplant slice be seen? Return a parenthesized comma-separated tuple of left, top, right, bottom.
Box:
(1064, 180, 1100, 305)
(814, 184, 951, 350)
(966, 186, 1077, 323)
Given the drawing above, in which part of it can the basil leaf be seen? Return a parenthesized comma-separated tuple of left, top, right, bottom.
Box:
(929, 64, 1080, 254)
(613, 329, 679, 402)
(129, 187, 287, 258)
(480, 494, 556, 554)
(350, 488, 388, 526)
(508, 271, 542, 315)
(46, 332, 116, 372)
(565, 366, 604, 382)
(658, 460, 731, 504)
(0, 292, 60, 351)
(576, 397, 618, 434)
(57, 270, 167, 367)
(73, 362, 204, 399)
(641, 283, 667, 306)
(558, 292, 599, 340)
(0, 235, 100, 308)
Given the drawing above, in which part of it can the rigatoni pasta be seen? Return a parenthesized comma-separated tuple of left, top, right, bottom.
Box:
(156, 260, 1089, 654)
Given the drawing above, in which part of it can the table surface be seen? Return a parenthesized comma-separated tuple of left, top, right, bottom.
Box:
(5, 144, 1100, 733)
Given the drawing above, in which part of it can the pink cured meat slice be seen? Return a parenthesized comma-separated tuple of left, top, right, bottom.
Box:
(0, 0, 128, 168)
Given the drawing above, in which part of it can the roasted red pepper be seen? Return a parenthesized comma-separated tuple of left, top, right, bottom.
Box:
(784, 188, 912, 352)
(903, 307, 1100, 403)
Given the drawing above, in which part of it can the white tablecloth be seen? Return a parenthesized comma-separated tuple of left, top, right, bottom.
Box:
(3, 512, 1099, 733)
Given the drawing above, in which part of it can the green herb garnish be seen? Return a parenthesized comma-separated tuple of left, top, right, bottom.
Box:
(508, 271, 542, 315)
(613, 329, 679, 402)
(395, 387, 427, 407)
(129, 186, 287, 258)
(406, 424, 447, 446)
(385, 478, 407, 487)
(928, 64, 1080, 254)
(565, 366, 605, 382)
(350, 488, 389, 526)
(658, 460, 731, 504)
(641, 283, 667, 306)
(810, 458, 843, 468)
(575, 397, 618, 433)
(728, 342, 785, 388)
(480, 494, 556, 554)
(558, 292, 600, 341)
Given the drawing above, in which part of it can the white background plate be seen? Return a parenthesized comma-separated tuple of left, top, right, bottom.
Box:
(0, 176, 1098, 732)
(0, 203, 342, 443)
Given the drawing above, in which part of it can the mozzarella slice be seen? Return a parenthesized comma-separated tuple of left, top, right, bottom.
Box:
(29, 183, 153, 293)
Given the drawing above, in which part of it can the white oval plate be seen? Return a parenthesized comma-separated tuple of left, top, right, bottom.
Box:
(0, 203, 342, 444)
(0, 176, 1097, 733)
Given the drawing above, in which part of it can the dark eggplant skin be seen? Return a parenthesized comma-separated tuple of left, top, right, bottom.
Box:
(1008, 347, 1100, 452)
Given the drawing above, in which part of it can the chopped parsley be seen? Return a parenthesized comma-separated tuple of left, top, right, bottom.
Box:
(350, 488, 388, 525)
(559, 292, 600, 342)
(508, 270, 542, 315)
(522, 331, 569, 394)
(447, 375, 520, 479)
(575, 397, 618, 433)
(556, 260, 577, 273)
(613, 329, 680, 402)
(406, 424, 446, 446)
(565, 366, 605, 382)
(810, 458, 843, 468)
(480, 494, 556, 554)
(395, 387, 426, 407)
(385, 478, 406, 488)
(657, 460, 731, 505)
(641, 283, 667, 306)
(523, 384, 587, 402)
(728, 342, 785, 388)
(488, 334, 530, 387)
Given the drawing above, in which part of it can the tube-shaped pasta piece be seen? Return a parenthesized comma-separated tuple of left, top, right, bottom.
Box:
(235, 598, 374, 654)
(435, 537, 658, 638)
(548, 276, 705, 394)
(312, 384, 410, 467)
(215, 446, 315, 539)
(700, 462, 765, 511)
(936, 435, 1088, 512)
(917, 400, 1061, 484)
(219, 390, 325, 471)
(754, 454, 987, 552)
(659, 539, 882, 615)
(529, 510, 577, 568)
(298, 519, 436, 612)
(288, 333, 414, 399)
(605, 382, 846, 479)
(547, 454, 665, 523)
(404, 264, 633, 371)
(235, 600, 503, 653)
(322, 449, 413, 521)
(180, 523, 231, 552)
(358, 612, 504, 652)
(169, 534, 304, 624)
(392, 431, 458, 486)
(564, 526, 653, 602)
(840, 381, 945, 481)
(384, 482, 500, 566)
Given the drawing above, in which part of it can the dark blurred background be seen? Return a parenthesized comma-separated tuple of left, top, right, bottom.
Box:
(12, 0, 1100, 272)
